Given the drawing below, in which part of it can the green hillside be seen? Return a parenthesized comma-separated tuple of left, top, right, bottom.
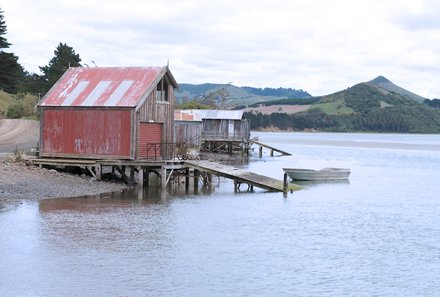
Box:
(0, 90, 15, 118)
(176, 83, 311, 108)
(245, 77, 440, 133)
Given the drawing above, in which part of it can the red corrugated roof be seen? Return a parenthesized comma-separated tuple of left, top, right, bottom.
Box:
(39, 66, 174, 107)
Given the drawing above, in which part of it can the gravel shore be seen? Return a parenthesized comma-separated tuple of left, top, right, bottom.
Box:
(0, 159, 128, 211)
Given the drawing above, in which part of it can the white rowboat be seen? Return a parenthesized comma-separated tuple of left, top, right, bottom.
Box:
(283, 167, 350, 181)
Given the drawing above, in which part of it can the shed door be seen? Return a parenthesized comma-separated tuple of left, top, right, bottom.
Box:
(139, 122, 162, 158)
(228, 120, 234, 136)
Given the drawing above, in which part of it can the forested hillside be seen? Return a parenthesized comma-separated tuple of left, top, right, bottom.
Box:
(176, 83, 311, 108)
(246, 79, 440, 133)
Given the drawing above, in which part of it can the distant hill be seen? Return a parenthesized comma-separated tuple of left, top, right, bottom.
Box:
(367, 76, 426, 103)
(245, 76, 440, 133)
(176, 83, 311, 108)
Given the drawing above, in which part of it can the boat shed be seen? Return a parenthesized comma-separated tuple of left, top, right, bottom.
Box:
(174, 109, 250, 154)
(37, 66, 178, 160)
(174, 109, 203, 151)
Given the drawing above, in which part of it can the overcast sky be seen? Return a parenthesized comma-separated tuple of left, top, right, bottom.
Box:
(2, 0, 440, 97)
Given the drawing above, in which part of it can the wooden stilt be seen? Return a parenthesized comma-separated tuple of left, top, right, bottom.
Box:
(95, 163, 102, 180)
(161, 166, 166, 190)
(145, 168, 150, 187)
(138, 167, 144, 186)
(194, 169, 199, 191)
(185, 168, 190, 193)
(129, 167, 135, 186)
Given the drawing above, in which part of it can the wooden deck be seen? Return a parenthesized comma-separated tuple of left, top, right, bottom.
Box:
(29, 157, 298, 194)
(185, 160, 295, 192)
(248, 139, 292, 157)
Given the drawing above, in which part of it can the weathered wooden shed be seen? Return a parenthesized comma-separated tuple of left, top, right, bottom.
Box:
(174, 109, 203, 151)
(174, 109, 250, 154)
(37, 66, 178, 160)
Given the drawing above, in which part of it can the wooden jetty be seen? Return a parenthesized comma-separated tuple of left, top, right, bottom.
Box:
(248, 139, 291, 157)
(30, 157, 298, 194)
(185, 160, 294, 192)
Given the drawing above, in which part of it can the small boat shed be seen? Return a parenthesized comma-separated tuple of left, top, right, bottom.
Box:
(174, 109, 250, 154)
(37, 66, 178, 160)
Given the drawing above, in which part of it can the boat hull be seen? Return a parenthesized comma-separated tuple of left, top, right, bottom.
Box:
(282, 168, 350, 181)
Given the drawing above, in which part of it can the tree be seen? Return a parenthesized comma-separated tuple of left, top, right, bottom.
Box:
(0, 7, 10, 49)
(39, 42, 81, 93)
(0, 7, 24, 93)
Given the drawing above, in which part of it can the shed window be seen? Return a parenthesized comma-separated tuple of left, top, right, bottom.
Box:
(156, 78, 169, 102)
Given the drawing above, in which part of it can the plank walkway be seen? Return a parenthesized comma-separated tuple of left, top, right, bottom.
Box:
(248, 139, 291, 156)
(185, 160, 290, 192)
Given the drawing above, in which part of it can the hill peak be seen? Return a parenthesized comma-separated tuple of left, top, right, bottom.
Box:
(369, 76, 391, 84)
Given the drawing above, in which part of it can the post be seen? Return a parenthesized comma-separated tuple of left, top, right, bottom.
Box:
(270, 149, 274, 157)
(145, 168, 150, 187)
(283, 173, 288, 194)
(185, 168, 190, 193)
(161, 165, 167, 190)
(95, 163, 102, 180)
(259, 146, 263, 158)
(138, 167, 144, 187)
(194, 169, 199, 191)
(129, 167, 135, 187)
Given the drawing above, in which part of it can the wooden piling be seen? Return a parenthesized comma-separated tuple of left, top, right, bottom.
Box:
(138, 166, 144, 186)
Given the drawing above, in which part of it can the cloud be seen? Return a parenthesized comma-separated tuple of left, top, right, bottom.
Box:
(2, 0, 440, 98)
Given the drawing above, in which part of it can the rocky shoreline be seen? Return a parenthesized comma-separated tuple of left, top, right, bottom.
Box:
(0, 151, 250, 211)
(0, 159, 128, 211)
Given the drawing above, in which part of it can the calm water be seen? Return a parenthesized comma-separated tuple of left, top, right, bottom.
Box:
(1, 132, 440, 297)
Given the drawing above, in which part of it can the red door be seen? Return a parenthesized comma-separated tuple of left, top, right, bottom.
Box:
(139, 122, 162, 158)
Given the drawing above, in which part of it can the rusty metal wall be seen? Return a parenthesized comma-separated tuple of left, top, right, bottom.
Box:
(41, 108, 132, 159)
(138, 122, 162, 158)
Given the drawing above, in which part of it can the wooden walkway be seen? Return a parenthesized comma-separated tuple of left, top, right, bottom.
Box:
(29, 157, 298, 194)
(248, 139, 291, 157)
(185, 160, 293, 192)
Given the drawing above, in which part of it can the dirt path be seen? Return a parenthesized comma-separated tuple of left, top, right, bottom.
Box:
(0, 119, 39, 153)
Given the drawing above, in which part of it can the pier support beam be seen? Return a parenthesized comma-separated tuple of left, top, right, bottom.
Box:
(161, 166, 167, 190)
(94, 164, 102, 180)
(138, 167, 144, 186)
(185, 168, 190, 193)
(194, 169, 199, 191)
(283, 173, 288, 194)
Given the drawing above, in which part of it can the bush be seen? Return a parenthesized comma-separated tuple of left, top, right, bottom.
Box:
(6, 102, 24, 118)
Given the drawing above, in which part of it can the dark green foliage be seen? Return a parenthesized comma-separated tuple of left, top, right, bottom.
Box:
(6, 101, 24, 118)
(245, 109, 337, 131)
(0, 8, 24, 94)
(0, 7, 10, 49)
(176, 101, 212, 109)
(249, 97, 320, 107)
(424, 99, 440, 109)
(39, 42, 81, 93)
(246, 105, 440, 133)
(341, 83, 416, 113)
(241, 86, 311, 98)
(0, 52, 25, 93)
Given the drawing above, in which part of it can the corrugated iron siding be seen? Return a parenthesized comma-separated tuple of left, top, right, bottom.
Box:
(137, 83, 175, 159)
(41, 108, 132, 158)
(138, 123, 162, 158)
